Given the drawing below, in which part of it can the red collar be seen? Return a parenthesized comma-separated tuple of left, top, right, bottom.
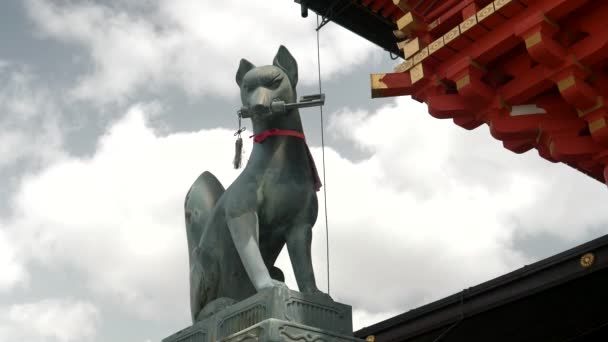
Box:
(251, 128, 305, 143)
(250, 128, 321, 192)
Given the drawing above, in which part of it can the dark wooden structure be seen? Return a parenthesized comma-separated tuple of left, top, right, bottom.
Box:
(354, 234, 608, 341)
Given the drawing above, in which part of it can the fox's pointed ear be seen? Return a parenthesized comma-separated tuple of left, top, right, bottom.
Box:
(273, 45, 298, 87)
(236, 59, 255, 87)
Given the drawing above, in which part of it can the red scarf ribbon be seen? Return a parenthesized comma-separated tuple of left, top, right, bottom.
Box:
(251, 128, 322, 192)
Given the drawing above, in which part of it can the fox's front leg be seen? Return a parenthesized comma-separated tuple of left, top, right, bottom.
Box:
(227, 211, 286, 291)
(286, 223, 330, 298)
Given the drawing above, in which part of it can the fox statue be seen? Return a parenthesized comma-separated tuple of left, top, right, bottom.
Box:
(184, 45, 328, 322)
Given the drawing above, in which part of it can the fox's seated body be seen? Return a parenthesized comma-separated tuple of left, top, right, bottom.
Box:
(184, 46, 325, 322)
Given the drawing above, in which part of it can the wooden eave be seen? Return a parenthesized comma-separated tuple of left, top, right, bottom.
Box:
(354, 233, 608, 342)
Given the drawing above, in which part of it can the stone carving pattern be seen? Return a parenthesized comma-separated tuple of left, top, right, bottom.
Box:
(219, 305, 267, 338)
(173, 331, 206, 342)
(278, 325, 330, 342)
(224, 327, 263, 342)
(285, 298, 344, 332)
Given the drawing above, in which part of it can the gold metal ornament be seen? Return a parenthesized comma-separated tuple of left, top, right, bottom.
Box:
(580, 252, 595, 268)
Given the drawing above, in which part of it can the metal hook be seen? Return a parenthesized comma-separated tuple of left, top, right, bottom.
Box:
(234, 127, 246, 136)
(235, 110, 246, 136)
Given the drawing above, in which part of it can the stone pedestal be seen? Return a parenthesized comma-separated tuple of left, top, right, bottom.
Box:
(163, 287, 362, 342)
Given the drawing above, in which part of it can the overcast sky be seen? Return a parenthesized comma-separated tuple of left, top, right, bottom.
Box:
(1, 1, 607, 341)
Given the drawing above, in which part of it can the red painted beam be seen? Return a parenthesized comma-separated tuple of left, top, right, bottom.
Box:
(503, 138, 534, 154)
(489, 114, 543, 141)
(426, 0, 467, 22)
(427, 94, 471, 119)
(521, 22, 566, 68)
(495, 0, 527, 19)
(498, 65, 552, 105)
(370, 0, 390, 12)
(438, 0, 589, 78)
(381, 4, 399, 18)
(551, 136, 604, 162)
(371, 72, 414, 98)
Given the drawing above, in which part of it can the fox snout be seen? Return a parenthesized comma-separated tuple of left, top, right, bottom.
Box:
(240, 76, 294, 118)
(247, 88, 274, 114)
(239, 88, 276, 118)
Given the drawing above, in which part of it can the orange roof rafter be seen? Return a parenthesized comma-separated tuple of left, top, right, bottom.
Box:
(370, 0, 608, 185)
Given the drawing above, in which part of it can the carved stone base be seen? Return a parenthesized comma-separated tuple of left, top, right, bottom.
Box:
(219, 318, 362, 342)
(163, 287, 362, 342)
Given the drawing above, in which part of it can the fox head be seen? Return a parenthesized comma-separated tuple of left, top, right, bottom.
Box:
(235, 45, 298, 120)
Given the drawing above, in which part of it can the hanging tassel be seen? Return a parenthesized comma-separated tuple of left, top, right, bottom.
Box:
(233, 136, 243, 169)
(233, 111, 246, 169)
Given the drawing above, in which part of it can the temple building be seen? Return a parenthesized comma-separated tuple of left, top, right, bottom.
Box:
(305, 0, 608, 185)
(297, 0, 608, 340)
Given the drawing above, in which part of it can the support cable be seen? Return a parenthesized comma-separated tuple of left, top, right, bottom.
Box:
(432, 289, 466, 342)
(316, 13, 331, 295)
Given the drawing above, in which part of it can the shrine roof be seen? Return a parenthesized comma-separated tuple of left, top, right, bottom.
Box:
(302, 0, 608, 186)
(302, 1, 493, 55)
(302, 0, 402, 55)
(354, 233, 608, 341)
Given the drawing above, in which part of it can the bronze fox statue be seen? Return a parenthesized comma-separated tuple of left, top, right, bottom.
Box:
(184, 46, 328, 322)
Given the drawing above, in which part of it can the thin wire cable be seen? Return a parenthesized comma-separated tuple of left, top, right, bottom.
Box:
(316, 13, 330, 295)
(432, 289, 466, 342)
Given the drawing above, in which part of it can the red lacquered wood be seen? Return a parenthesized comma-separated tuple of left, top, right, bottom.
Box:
(370, 0, 608, 183)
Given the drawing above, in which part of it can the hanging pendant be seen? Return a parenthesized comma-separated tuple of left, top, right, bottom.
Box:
(233, 135, 243, 169)
(233, 111, 246, 169)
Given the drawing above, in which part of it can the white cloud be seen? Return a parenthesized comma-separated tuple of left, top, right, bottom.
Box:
(0, 67, 67, 288)
(328, 99, 608, 242)
(352, 309, 401, 331)
(8, 105, 247, 321)
(0, 226, 26, 292)
(0, 66, 66, 170)
(25, 0, 380, 103)
(4, 97, 607, 336)
(0, 298, 100, 342)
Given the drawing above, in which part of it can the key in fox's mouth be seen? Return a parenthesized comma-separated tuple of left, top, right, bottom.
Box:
(239, 104, 271, 118)
(250, 104, 270, 114)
